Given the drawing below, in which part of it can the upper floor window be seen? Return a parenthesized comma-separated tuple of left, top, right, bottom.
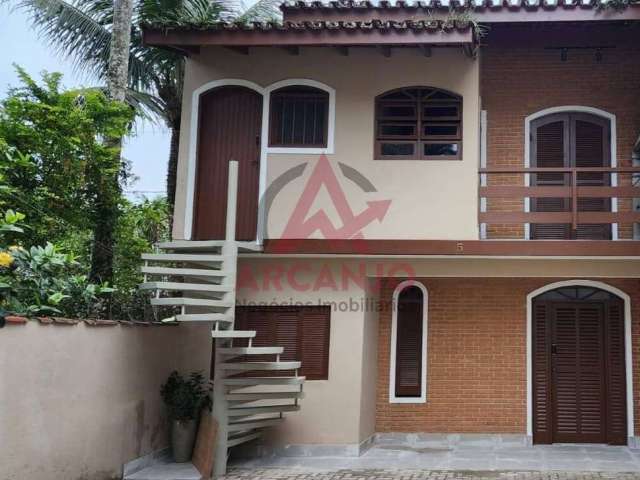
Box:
(375, 87, 462, 160)
(269, 85, 329, 148)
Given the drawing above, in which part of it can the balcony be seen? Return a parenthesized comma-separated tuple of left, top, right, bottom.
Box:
(479, 166, 640, 241)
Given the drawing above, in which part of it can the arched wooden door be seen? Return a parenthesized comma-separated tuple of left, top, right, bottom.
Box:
(532, 286, 627, 445)
(530, 112, 611, 240)
(193, 86, 262, 240)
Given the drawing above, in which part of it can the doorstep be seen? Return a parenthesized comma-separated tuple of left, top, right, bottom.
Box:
(124, 461, 202, 480)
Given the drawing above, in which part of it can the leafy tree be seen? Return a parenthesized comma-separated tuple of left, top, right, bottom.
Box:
(111, 196, 170, 321)
(12, 0, 282, 234)
(0, 68, 132, 251)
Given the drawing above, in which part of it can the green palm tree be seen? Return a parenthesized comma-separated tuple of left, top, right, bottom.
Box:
(11, 0, 281, 229)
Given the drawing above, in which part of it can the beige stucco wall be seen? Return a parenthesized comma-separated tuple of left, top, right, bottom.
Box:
(236, 255, 640, 447)
(173, 46, 480, 241)
(0, 322, 211, 480)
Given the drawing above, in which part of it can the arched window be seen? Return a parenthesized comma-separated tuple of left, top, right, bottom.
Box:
(390, 281, 428, 403)
(529, 111, 612, 240)
(269, 85, 329, 148)
(375, 87, 462, 160)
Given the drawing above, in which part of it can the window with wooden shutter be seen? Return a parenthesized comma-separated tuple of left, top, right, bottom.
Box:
(530, 112, 612, 240)
(269, 86, 329, 148)
(375, 87, 462, 160)
(235, 306, 330, 380)
(390, 281, 428, 403)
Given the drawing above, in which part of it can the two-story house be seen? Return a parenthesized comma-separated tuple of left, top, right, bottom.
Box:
(141, 1, 640, 476)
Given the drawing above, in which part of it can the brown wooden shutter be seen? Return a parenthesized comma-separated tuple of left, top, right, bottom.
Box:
(531, 118, 571, 239)
(606, 299, 627, 445)
(394, 286, 424, 398)
(234, 306, 330, 380)
(300, 308, 331, 381)
(573, 116, 611, 240)
(533, 302, 552, 444)
(552, 304, 606, 443)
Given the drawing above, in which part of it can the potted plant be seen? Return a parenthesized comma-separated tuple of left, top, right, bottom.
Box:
(161, 371, 211, 463)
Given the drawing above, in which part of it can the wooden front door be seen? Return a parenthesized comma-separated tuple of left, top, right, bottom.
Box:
(533, 287, 627, 445)
(530, 112, 611, 240)
(193, 86, 262, 240)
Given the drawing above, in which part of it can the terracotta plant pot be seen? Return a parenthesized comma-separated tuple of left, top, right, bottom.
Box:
(170, 418, 198, 463)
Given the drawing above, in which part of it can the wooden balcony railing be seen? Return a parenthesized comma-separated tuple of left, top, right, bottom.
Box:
(478, 166, 640, 238)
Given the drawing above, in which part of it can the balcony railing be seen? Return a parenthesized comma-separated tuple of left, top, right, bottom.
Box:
(479, 166, 640, 239)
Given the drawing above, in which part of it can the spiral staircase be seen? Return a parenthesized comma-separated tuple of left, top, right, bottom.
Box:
(139, 162, 304, 478)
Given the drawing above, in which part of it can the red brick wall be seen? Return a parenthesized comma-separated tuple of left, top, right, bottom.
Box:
(376, 277, 640, 435)
(481, 25, 640, 239)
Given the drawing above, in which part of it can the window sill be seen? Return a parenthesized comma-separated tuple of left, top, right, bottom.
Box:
(389, 396, 427, 404)
(267, 146, 334, 155)
(374, 157, 463, 161)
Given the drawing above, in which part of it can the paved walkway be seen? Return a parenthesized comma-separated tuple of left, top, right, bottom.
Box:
(222, 471, 640, 480)
(225, 443, 640, 478)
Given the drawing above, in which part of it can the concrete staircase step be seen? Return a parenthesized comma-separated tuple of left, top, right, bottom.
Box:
(220, 361, 301, 371)
(142, 253, 226, 263)
(212, 330, 256, 339)
(150, 297, 234, 308)
(157, 240, 262, 253)
(224, 376, 305, 387)
(227, 405, 300, 417)
(227, 431, 263, 448)
(140, 282, 232, 293)
(141, 266, 228, 278)
(175, 313, 232, 323)
(226, 391, 305, 401)
(227, 418, 283, 433)
(218, 346, 284, 356)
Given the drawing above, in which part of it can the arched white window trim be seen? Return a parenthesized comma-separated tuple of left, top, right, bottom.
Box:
(523, 106, 618, 240)
(264, 79, 336, 155)
(389, 280, 428, 404)
(182, 78, 336, 241)
(525, 279, 634, 443)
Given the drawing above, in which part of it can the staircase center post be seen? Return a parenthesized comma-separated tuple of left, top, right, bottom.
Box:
(213, 160, 240, 477)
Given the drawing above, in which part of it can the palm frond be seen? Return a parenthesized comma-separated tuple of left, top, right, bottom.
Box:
(140, 0, 223, 28)
(14, 0, 156, 91)
(236, 0, 282, 24)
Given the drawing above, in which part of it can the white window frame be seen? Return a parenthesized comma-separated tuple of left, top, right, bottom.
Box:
(182, 78, 335, 242)
(523, 105, 618, 240)
(264, 79, 336, 155)
(389, 280, 429, 404)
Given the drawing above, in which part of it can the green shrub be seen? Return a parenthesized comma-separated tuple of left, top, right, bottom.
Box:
(160, 371, 211, 422)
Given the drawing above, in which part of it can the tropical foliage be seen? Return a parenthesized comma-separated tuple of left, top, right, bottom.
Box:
(0, 68, 133, 248)
(12, 0, 282, 232)
(0, 71, 170, 320)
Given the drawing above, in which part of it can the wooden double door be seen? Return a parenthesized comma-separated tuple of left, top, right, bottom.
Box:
(532, 287, 627, 444)
(530, 112, 612, 240)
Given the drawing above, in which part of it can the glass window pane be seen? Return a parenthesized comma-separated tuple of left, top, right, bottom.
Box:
(424, 105, 459, 119)
(380, 104, 416, 119)
(424, 143, 459, 157)
(379, 123, 416, 137)
(381, 143, 415, 156)
(269, 87, 328, 147)
(424, 124, 459, 137)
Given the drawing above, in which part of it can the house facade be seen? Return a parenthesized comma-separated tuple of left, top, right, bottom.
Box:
(142, 1, 640, 476)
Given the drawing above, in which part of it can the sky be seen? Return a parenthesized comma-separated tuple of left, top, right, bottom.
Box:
(0, 5, 170, 200)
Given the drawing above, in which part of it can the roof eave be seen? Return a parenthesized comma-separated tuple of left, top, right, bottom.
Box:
(142, 26, 475, 48)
